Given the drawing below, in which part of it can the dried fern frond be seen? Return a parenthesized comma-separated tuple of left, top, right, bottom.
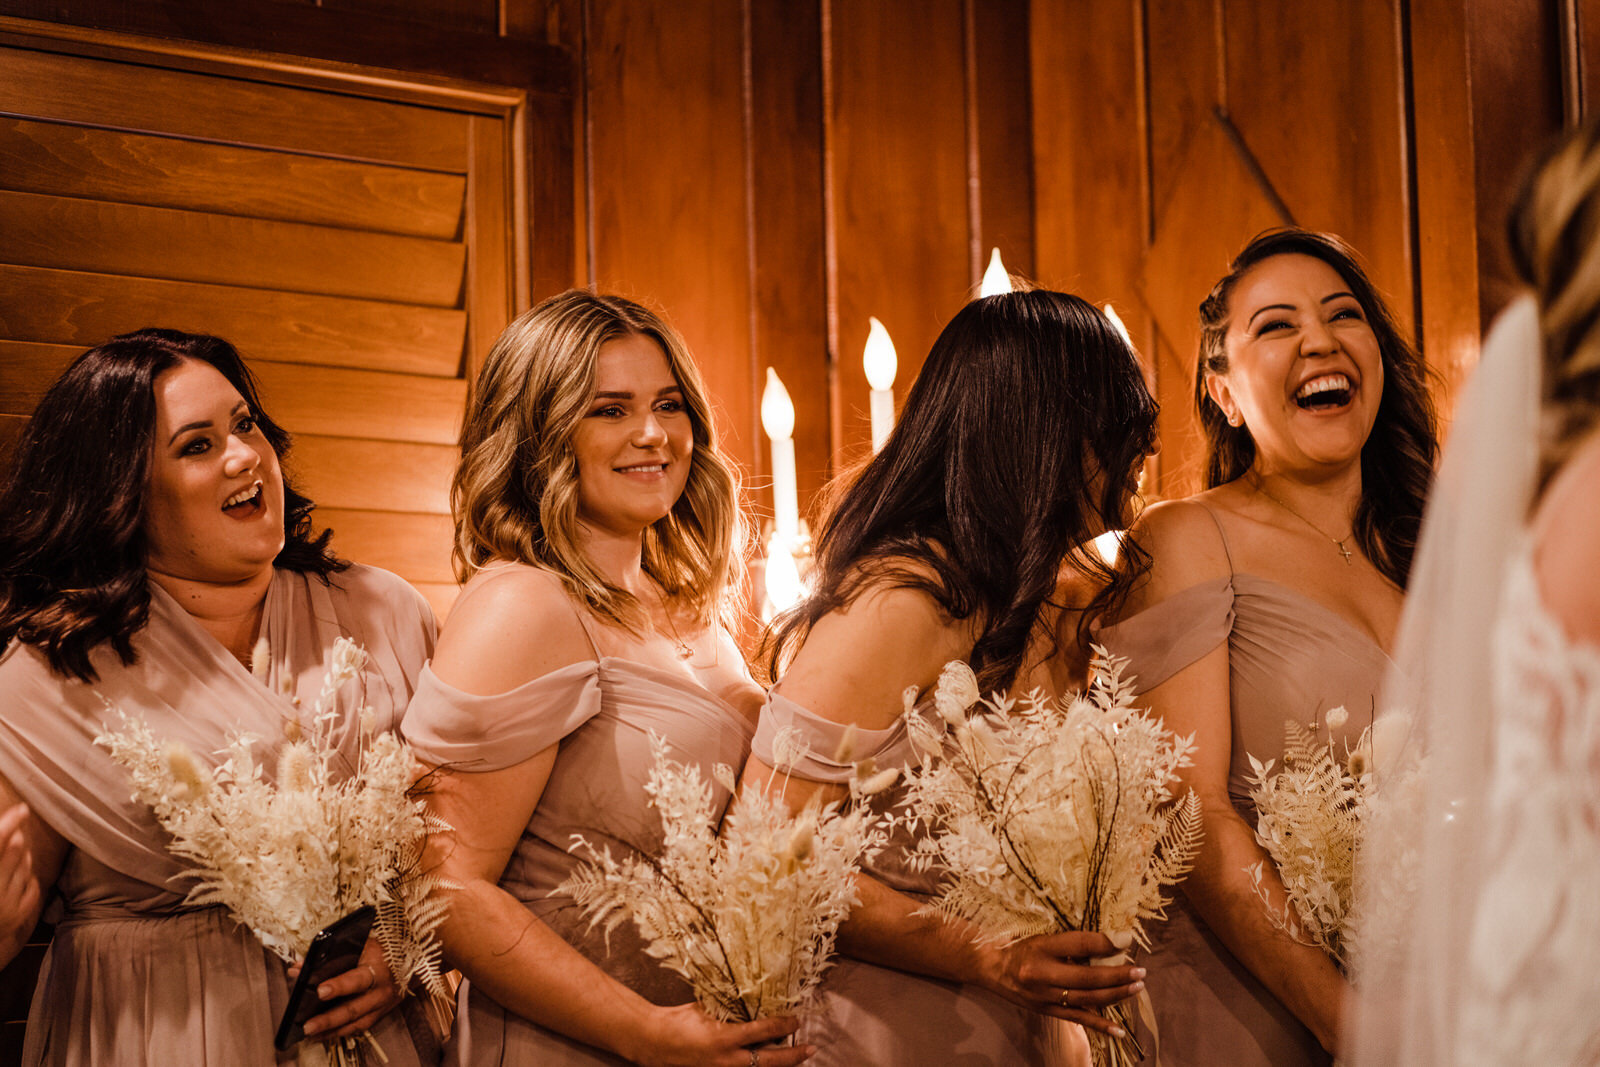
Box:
(898, 649, 1202, 1067)
(96, 637, 454, 1063)
(558, 733, 885, 1024)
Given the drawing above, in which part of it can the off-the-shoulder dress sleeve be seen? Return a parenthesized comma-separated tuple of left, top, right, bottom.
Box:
(403, 660, 603, 772)
(752, 690, 918, 782)
(1095, 576, 1236, 694)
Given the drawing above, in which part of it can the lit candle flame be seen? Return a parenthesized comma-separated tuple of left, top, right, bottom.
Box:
(863, 317, 898, 391)
(764, 531, 804, 614)
(980, 247, 1013, 297)
(761, 367, 795, 441)
(1103, 303, 1133, 347)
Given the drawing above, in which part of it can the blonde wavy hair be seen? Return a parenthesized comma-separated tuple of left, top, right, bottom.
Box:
(453, 289, 746, 631)
(1511, 118, 1600, 502)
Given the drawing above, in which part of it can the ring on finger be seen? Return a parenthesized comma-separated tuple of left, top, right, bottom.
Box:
(1060, 988, 1072, 1008)
(749, 1051, 759, 1067)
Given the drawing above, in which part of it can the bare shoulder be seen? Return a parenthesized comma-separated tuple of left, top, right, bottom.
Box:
(1531, 431, 1600, 646)
(1121, 496, 1233, 610)
(774, 568, 971, 729)
(430, 563, 595, 695)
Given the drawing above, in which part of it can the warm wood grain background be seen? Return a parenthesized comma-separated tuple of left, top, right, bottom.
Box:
(0, 0, 1584, 1052)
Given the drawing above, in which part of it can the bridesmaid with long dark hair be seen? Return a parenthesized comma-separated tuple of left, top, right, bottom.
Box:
(0, 329, 437, 1065)
(1099, 229, 1438, 1064)
(750, 289, 1156, 1066)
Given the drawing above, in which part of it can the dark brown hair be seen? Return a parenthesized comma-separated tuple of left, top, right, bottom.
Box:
(1508, 118, 1600, 500)
(765, 289, 1158, 695)
(0, 328, 345, 683)
(1195, 229, 1438, 587)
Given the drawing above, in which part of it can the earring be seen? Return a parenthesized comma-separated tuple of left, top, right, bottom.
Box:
(1227, 413, 1241, 427)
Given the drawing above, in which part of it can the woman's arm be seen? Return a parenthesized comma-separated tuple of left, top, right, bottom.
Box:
(1127, 502, 1348, 1054)
(746, 583, 1144, 1036)
(409, 570, 811, 1067)
(0, 778, 67, 969)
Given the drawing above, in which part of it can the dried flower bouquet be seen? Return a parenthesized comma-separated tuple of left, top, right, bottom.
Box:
(96, 637, 450, 1066)
(1244, 708, 1414, 973)
(559, 732, 887, 1026)
(899, 653, 1202, 1067)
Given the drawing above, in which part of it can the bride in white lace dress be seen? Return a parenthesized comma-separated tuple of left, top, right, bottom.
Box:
(1350, 120, 1600, 1065)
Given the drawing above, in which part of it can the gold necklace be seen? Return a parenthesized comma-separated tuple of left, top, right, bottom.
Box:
(652, 583, 696, 660)
(1251, 476, 1356, 565)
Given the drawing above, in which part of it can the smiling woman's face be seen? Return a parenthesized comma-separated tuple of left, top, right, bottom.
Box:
(144, 359, 286, 583)
(571, 332, 694, 538)
(1207, 252, 1385, 474)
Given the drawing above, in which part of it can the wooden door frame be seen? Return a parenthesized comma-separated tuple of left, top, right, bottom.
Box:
(0, 2, 576, 305)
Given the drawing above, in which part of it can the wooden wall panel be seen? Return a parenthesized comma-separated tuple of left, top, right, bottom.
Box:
(1223, 4, 1412, 329)
(465, 114, 515, 378)
(317, 509, 456, 583)
(0, 47, 470, 170)
(0, 264, 467, 377)
(585, 0, 755, 471)
(1410, 0, 1483, 406)
(1035, 0, 1438, 496)
(973, 0, 1036, 280)
(0, 119, 468, 239)
(828, 0, 973, 467)
(289, 437, 455, 514)
(749, 0, 830, 520)
(320, 0, 498, 36)
(0, 190, 466, 306)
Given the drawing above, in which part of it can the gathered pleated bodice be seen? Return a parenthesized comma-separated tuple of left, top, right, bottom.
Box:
(1099, 572, 1387, 817)
(0, 564, 437, 1066)
(403, 651, 757, 1066)
(1094, 564, 1387, 1067)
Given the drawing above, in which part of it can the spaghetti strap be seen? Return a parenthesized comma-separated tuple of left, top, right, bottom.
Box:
(1196, 502, 1237, 575)
(564, 595, 604, 661)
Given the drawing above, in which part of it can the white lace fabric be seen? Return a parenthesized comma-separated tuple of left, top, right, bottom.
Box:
(1455, 546, 1600, 1066)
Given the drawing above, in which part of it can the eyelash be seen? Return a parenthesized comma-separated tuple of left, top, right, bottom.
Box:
(179, 416, 258, 455)
(589, 400, 685, 418)
(1258, 307, 1363, 336)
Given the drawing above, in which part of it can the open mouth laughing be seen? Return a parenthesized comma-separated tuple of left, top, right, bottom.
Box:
(222, 481, 264, 516)
(1294, 373, 1354, 411)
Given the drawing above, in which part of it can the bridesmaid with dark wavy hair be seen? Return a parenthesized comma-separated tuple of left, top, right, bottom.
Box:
(752, 289, 1157, 1067)
(1099, 229, 1438, 1065)
(0, 329, 437, 1066)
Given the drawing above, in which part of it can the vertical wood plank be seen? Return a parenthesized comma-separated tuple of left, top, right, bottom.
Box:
(749, 0, 831, 526)
(1029, 0, 1145, 306)
(526, 88, 579, 303)
(467, 114, 514, 381)
(1222, 2, 1413, 335)
(972, 0, 1036, 280)
(1408, 0, 1482, 409)
(828, 0, 971, 468)
(586, 0, 755, 473)
(1465, 0, 1565, 326)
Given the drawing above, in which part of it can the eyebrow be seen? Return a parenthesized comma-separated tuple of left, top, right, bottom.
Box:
(592, 386, 683, 400)
(1245, 291, 1359, 330)
(168, 401, 249, 445)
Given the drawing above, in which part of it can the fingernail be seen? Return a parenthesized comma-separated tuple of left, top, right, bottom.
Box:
(1110, 1026, 1127, 1038)
(1131, 967, 1146, 979)
(303, 1022, 321, 1037)
(1131, 981, 1145, 993)
(317, 984, 333, 1000)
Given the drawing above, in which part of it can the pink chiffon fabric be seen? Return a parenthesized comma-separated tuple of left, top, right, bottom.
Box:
(1096, 559, 1387, 1067)
(0, 564, 437, 1066)
(751, 693, 1055, 1066)
(402, 642, 756, 1066)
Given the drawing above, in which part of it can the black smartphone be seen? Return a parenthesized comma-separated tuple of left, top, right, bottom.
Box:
(274, 904, 376, 1051)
